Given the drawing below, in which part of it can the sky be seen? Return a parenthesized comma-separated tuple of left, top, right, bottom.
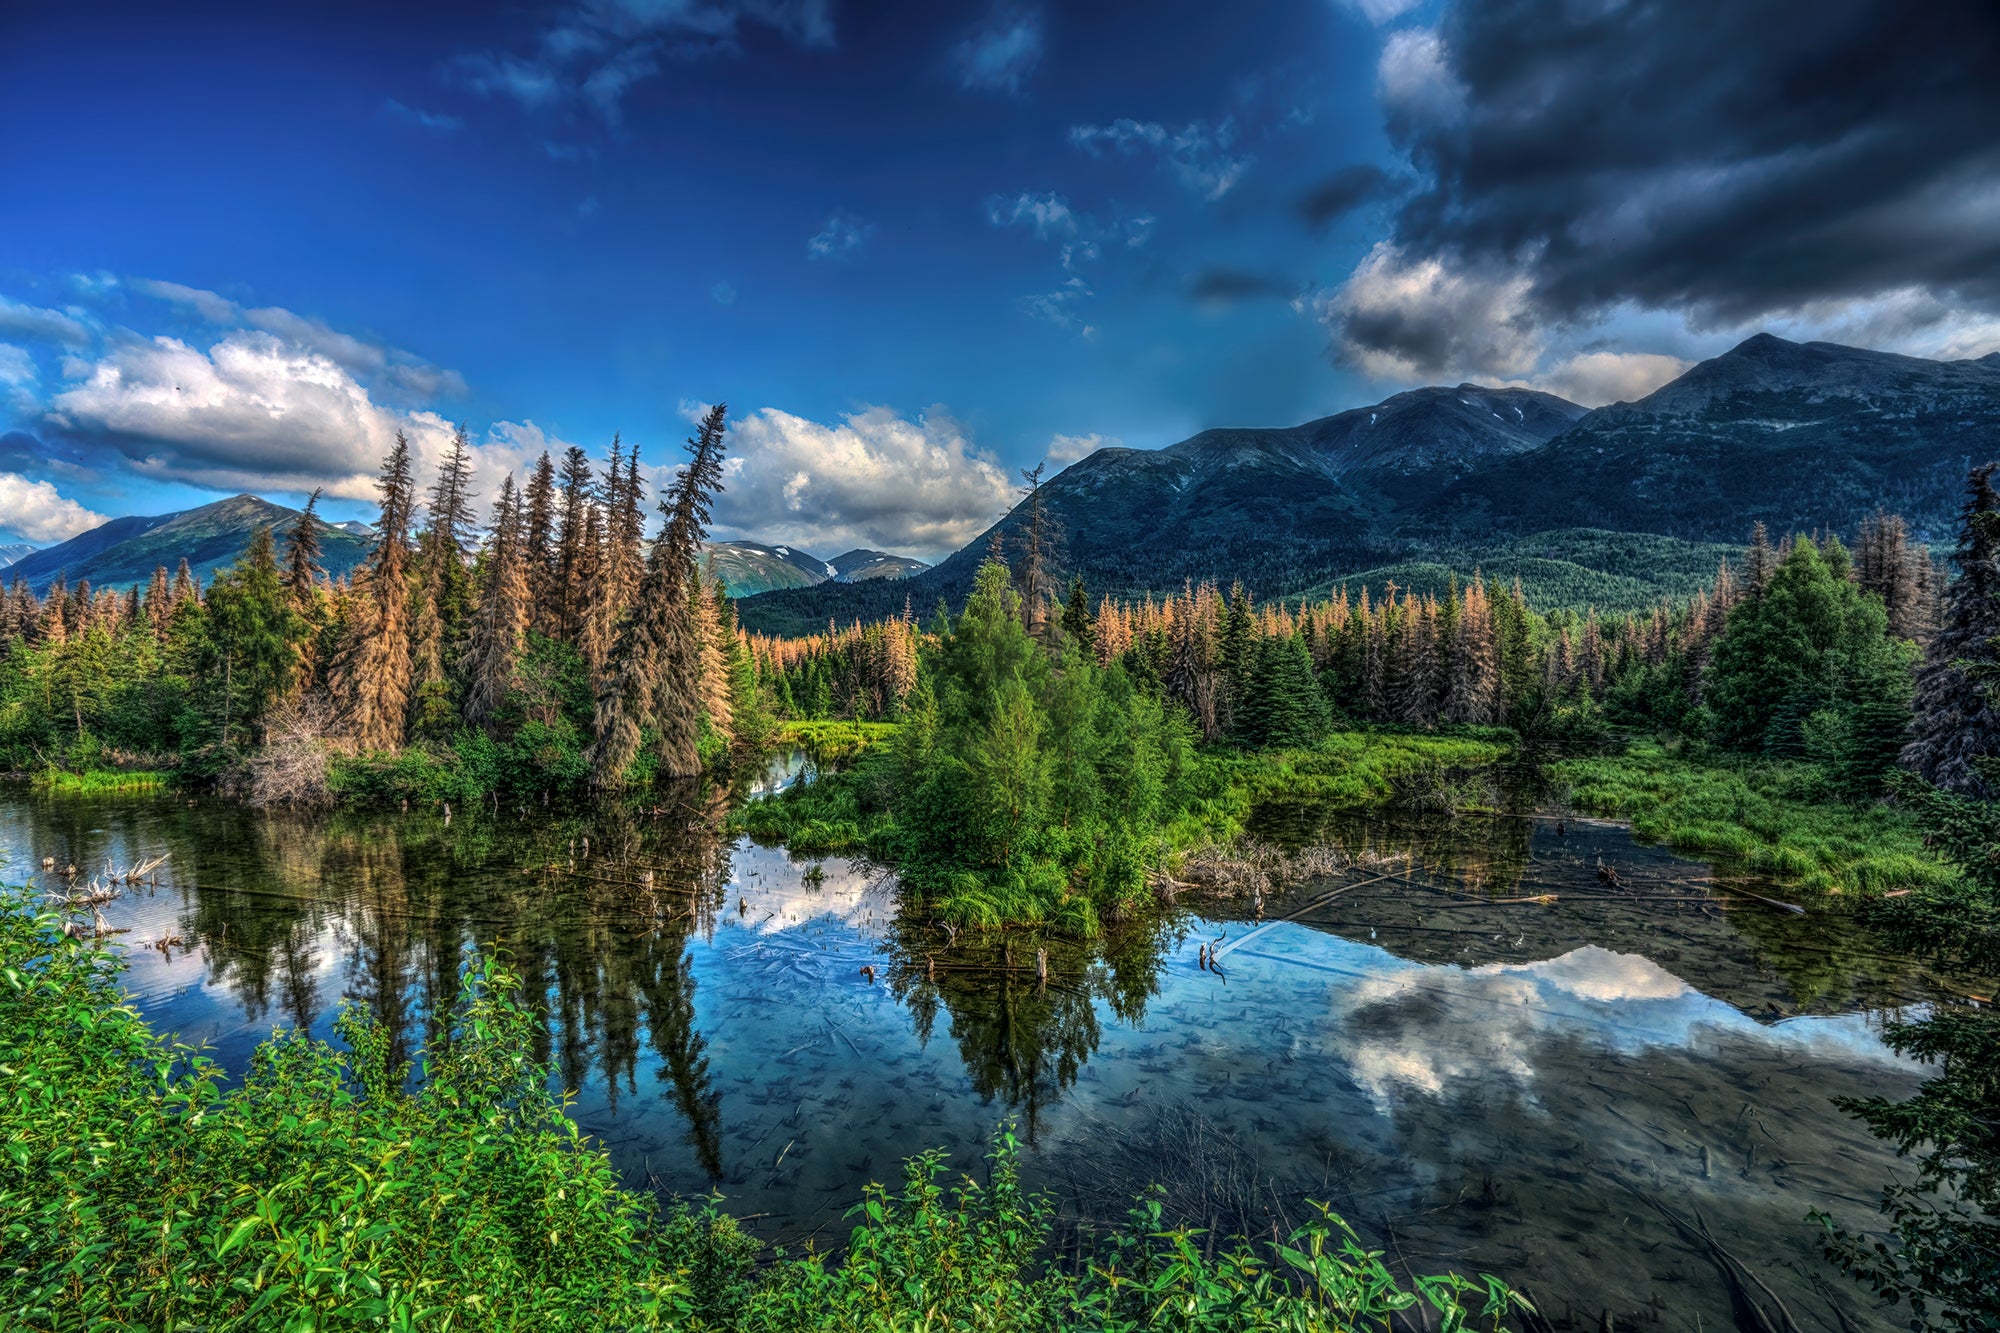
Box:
(1, 0, 1996, 559)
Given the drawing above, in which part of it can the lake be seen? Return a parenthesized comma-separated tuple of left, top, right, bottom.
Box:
(7, 758, 1959, 1331)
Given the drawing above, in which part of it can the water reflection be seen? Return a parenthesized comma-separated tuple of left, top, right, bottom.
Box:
(1, 775, 1969, 1331)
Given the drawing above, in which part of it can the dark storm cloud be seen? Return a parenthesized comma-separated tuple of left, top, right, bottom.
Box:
(1295, 164, 1393, 230)
(1343, 0, 2000, 370)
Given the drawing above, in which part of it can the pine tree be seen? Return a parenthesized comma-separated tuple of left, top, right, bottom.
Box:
(1060, 575, 1095, 653)
(462, 475, 530, 728)
(282, 487, 325, 610)
(1236, 632, 1328, 747)
(171, 559, 199, 609)
(589, 404, 729, 786)
(522, 450, 559, 637)
(1012, 463, 1063, 640)
(331, 430, 418, 752)
(693, 575, 733, 746)
(1745, 522, 1776, 597)
(1906, 465, 2000, 795)
(409, 430, 479, 737)
(201, 527, 303, 748)
(145, 566, 172, 638)
(554, 445, 597, 643)
(1443, 582, 1499, 724)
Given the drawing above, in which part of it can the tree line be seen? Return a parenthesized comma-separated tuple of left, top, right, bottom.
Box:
(0, 409, 763, 798)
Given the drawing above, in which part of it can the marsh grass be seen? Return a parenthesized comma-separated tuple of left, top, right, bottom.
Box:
(734, 728, 1515, 934)
(772, 719, 897, 763)
(29, 766, 169, 794)
(1553, 742, 1954, 895)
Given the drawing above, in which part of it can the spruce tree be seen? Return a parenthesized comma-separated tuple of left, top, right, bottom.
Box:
(1906, 465, 2000, 795)
(282, 487, 325, 610)
(201, 527, 303, 748)
(330, 430, 417, 753)
(462, 475, 529, 728)
(1060, 575, 1095, 653)
(589, 404, 729, 786)
(522, 450, 560, 637)
(554, 445, 596, 643)
(1236, 632, 1328, 748)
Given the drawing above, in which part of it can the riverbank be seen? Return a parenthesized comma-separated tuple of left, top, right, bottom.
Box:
(1551, 742, 1953, 895)
(0, 892, 1520, 1332)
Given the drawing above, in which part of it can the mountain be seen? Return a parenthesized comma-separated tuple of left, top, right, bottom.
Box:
(734, 336, 2000, 636)
(701, 540, 930, 597)
(700, 541, 836, 597)
(4, 494, 373, 593)
(829, 549, 929, 582)
(736, 384, 1587, 632)
(0, 544, 34, 570)
(1422, 334, 2000, 545)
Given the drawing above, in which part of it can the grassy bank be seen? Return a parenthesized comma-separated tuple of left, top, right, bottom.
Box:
(733, 726, 1513, 933)
(1, 893, 1521, 1331)
(771, 719, 897, 763)
(28, 766, 170, 795)
(1552, 742, 1954, 895)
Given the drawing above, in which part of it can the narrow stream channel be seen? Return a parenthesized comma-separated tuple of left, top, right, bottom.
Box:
(5, 758, 1963, 1331)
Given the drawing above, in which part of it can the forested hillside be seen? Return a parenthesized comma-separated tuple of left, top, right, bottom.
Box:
(735, 335, 2000, 635)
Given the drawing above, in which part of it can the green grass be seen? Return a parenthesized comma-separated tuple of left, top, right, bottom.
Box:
(1552, 743, 1956, 896)
(0, 891, 1524, 1331)
(773, 719, 898, 762)
(734, 727, 1514, 933)
(29, 766, 169, 794)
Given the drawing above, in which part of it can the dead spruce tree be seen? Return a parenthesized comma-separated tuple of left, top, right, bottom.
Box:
(329, 430, 417, 752)
(588, 403, 728, 786)
(462, 474, 530, 728)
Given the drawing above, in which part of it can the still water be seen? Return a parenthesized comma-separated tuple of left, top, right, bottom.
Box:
(5, 759, 1963, 1331)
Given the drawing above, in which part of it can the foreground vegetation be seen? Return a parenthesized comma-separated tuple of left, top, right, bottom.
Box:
(1553, 743, 1952, 895)
(0, 891, 1522, 1331)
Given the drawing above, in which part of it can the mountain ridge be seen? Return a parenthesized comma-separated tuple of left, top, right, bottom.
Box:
(734, 334, 2000, 635)
(6, 494, 372, 594)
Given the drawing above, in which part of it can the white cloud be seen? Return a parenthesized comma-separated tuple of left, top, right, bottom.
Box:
(44, 330, 541, 509)
(0, 345, 34, 389)
(0, 344, 36, 414)
(0, 294, 90, 347)
(1769, 286, 2000, 362)
(0, 472, 107, 543)
(951, 9, 1043, 95)
(1376, 27, 1465, 129)
(1068, 118, 1250, 201)
(714, 405, 1014, 558)
(807, 210, 874, 260)
(1044, 431, 1116, 472)
(1528, 351, 1692, 406)
(130, 278, 239, 324)
(1325, 241, 1543, 380)
(128, 279, 467, 401)
(986, 191, 1079, 239)
(710, 280, 738, 306)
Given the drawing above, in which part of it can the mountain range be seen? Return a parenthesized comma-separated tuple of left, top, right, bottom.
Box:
(699, 540, 929, 598)
(9, 333, 1995, 628)
(4, 494, 372, 594)
(733, 334, 2000, 635)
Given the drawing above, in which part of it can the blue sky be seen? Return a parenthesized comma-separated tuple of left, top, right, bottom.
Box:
(2, 0, 1996, 557)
